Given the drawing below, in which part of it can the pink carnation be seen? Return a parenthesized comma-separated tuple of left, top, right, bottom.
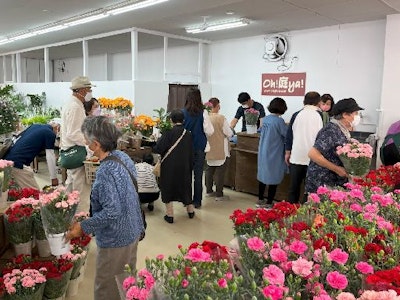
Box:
(289, 240, 308, 255)
(336, 293, 356, 300)
(247, 237, 265, 252)
(355, 262, 374, 274)
(328, 248, 349, 265)
(326, 271, 348, 290)
(262, 265, 285, 286)
(270, 248, 288, 263)
(291, 258, 313, 277)
(184, 248, 212, 262)
(262, 285, 285, 300)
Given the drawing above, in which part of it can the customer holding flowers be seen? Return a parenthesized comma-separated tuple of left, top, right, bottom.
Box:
(66, 116, 144, 300)
(305, 98, 364, 193)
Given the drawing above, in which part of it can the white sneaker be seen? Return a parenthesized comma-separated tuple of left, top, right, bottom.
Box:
(215, 195, 230, 201)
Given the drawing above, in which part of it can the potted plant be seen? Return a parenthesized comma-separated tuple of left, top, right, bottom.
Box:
(153, 107, 172, 135)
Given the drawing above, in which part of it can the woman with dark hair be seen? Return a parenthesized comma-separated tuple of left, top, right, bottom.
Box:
(66, 116, 144, 300)
(182, 88, 214, 208)
(153, 109, 195, 223)
(84, 98, 101, 116)
(257, 97, 288, 208)
(305, 98, 364, 193)
(319, 94, 335, 126)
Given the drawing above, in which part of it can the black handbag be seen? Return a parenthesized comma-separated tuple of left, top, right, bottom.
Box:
(59, 145, 87, 169)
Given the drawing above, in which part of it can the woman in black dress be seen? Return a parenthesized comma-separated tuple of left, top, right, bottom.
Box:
(153, 109, 195, 223)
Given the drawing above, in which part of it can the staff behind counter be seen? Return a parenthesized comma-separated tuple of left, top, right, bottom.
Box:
(230, 92, 266, 132)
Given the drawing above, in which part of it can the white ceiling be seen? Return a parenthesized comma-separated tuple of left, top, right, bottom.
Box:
(1, 0, 400, 60)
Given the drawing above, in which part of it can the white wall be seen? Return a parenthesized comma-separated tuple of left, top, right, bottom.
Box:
(211, 20, 385, 133)
(377, 14, 400, 161)
(6, 18, 393, 135)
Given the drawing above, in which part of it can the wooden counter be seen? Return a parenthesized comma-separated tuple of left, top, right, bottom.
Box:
(229, 132, 293, 201)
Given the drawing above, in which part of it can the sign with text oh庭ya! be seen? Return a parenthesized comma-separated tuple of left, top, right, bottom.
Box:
(261, 72, 306, 96)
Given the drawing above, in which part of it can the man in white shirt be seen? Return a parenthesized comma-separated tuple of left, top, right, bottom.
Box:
(61, 76, 95, 194)
(285, 91, 323, 203)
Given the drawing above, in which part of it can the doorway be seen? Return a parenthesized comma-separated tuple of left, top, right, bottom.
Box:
(167, 84, 198, 111)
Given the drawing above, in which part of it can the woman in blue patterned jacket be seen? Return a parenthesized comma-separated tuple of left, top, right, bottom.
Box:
(66, 116, 144, 300)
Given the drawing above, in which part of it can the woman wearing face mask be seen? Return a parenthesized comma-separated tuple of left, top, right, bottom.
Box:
(305, 98, 364, 194)
(84, 98, 101, 116)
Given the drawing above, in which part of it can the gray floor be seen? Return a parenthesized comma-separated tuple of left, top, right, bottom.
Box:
(30, 162, 257, 300)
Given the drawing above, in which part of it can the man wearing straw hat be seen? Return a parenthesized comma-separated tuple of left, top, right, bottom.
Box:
(60, 76, 95, 195)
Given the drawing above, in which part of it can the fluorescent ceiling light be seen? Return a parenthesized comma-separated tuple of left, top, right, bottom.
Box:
(10, 32, 37, 41)
(186, 18, 250, 34)
(65, 13, 109, 27)
(108, 0, 169, 15)
(35, 25, 67, 35)
(0, 39, 12, 45)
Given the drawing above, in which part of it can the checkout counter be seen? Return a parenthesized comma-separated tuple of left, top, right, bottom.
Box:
(224, 132, 293, 200)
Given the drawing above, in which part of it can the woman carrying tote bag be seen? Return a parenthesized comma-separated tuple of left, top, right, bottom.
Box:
(153, 109, 194, 224)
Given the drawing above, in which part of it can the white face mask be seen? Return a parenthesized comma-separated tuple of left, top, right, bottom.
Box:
(242, 104, 249, 109)
(92, 107, 101, 116)
(351, 114, 361, 127)
(84, 92, 93, 102)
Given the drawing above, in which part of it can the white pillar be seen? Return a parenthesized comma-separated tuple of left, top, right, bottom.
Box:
(2, 56, 6, 82)
(163, 36, 168, 81)
(198, 43, 204, 83)
(11, 54, 16, 82)
(44, 48, 50, 82)
(82, 40, 89, 76)
(16, 53, 21, 83)
(131, 30, 138, 81)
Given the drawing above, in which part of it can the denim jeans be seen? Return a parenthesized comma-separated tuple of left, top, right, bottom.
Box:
(193, 150, 205, 206)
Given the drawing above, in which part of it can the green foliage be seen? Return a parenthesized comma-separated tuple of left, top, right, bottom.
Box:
(0, 85, 21, 135)
(21, 115, 52, 125)
(153, 107, 173, 134)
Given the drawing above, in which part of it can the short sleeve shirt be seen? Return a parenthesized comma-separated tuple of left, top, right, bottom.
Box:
(234, 101, 266, 132)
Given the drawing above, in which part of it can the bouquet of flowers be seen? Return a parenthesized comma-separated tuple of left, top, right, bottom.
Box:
(121, 241, 249, 300)
(131, 114, 157, 138)
(61, 243, 88, 280)
(8, 186, 40, 202)
(244, 108, 260, 125)
(3, 198, 35, 245)
(203, 101, 213, 113)
(40, 258, 74, 299)
(0, 268, 47, 300)
(352, 163, 400, 192)
(336, 138, 373, 177)
(0, 159, 14, 192)
(39, 186, 79, 256)
(98, 97, 133, 115)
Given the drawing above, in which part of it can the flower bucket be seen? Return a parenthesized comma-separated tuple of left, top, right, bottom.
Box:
(66, 278, 80, 297)
(36, 239, 52, 257)
(246, 125, 257, 134)
(47, 232, 70, 256)
(13, 240, 33, 256)
(4, 282, 45, 300)
(43, 269, 72, 299)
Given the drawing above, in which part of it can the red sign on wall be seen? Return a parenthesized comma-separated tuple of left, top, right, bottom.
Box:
(261, 72, 306, 96)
